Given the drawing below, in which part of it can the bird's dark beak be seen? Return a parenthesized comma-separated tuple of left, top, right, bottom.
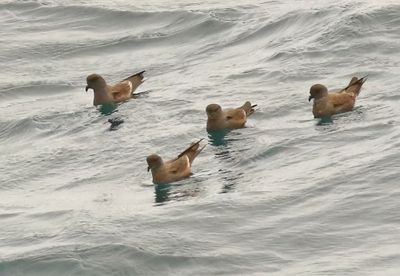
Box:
(85, 86, 89, 92)
(308, 95, 314, 102)
(147, 166, 151, 172)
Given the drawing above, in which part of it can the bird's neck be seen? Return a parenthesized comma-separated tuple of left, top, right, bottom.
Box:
(314, 95, 328, 105)
(208, 112, 224, 121)
(93, 87, 111, 105)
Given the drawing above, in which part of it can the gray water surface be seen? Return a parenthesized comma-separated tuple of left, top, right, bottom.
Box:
(1, 0, 400, 275)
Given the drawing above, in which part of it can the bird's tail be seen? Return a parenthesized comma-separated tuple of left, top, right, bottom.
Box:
(123, 70, 145, 95)
(342, 75, 368, 97)
(177, 139, 206, 165)
(241, 101, 258, 116)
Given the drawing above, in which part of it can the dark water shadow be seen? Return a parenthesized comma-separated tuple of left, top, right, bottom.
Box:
(207, 129, 231, 146)
(314, 116, 341, 134)
(154, 183, 171, 204)
(154, 182, 202, 205)
(219, 170, 244, 194)
(316, 107, 366, 125)
(207, 129, 248, 194)
(106, 117, 124, 131)
(316, 116, 334, 126)
(132, 90, 151, 98)
(98, 103, 119, 115)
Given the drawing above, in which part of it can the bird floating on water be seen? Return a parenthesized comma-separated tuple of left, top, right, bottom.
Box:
(146, 139, 206, 184)
(308, 76, 367, 118)
(85, 71, 145, 106)
(206, 101, 257, 131)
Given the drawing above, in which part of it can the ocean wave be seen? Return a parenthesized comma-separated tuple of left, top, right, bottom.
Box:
(0, 243, 238, 276)
(1, 2, 235, 61)
(1, 1, 400, 275)
(0, 118, 39, 144)
(0, 84, 74, 97)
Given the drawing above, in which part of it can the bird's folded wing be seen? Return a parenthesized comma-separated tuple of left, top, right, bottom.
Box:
(328, 92, 355, 108)
(239, 101, 257, 116)
(166, 156, 190, 175)
(122, 71, 145, 93)
(176, 139, 204, 164)
(343, 76, 367, 96)
(225, 108, 246, 121)
(109, 81, 132, 100)
(338, 76, 367, 96)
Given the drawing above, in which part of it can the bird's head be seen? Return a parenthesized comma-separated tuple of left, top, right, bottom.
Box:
(146, 154, 163, 172)
(206, 104, 222, 119)
(309, 84, 328, 102)
(85, 74, 106, 92)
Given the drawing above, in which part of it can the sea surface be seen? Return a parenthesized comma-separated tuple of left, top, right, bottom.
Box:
(1, 0, 400, 275)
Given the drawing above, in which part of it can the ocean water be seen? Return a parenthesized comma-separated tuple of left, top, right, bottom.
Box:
(1, 0, 400, 275)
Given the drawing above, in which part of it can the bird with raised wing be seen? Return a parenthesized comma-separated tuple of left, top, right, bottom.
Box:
(206, 101, 257, 131)
(85, 71, 145, 106)
(147, 139, 206, 184)
(308, 76, 367, 118)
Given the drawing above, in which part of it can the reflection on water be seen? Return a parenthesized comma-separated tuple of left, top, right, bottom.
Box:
(220, 170, 244, 194)
(207, 129, 231, 146)
(154, 182, 202, 204)
(98, 103, 119, 115)
(208, 129, 247, 194)
(154, 183, 170, 203)
(316, 116, 334, 126)
(315, 108, 367, 134)
(316, 107, 365, 126)
(107, 117, 124, 131)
